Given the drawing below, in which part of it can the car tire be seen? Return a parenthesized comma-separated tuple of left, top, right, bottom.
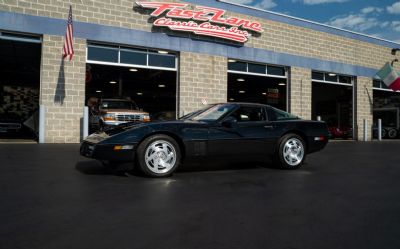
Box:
(275, 133, 306, 169)
(388, 128, 398, 139)
(136, 134, 181, 177)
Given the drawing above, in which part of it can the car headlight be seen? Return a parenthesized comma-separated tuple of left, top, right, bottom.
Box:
(142, 114, 150, 122)
(103, 113, 115, 121)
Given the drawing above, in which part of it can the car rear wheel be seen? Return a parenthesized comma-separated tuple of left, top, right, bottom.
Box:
(275, 134, 306, 169)
(136, 135, 181, 177)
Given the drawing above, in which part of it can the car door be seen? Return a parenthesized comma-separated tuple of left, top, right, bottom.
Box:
(207, 105, 275, 160)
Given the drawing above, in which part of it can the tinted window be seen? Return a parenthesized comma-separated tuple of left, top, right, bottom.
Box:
(120, 50, 147, 65)
(268, 66, 285, 76)
(325, 73, 338, 82)
(339, 75, 352, 84)
(312, 72, 324, 81)
(228, 61, 247, 71)
(148, 54, 176, 68)
(87, 46, 118, 62)
(191, 104, 235, 121)
(373, 80, 381, 88)
(230, 106, 265, 122)
(267, 107, 299, 121)
(248, 63, 266, 74)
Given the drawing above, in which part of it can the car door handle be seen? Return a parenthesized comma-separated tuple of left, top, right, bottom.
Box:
(264, 125, 274, 129)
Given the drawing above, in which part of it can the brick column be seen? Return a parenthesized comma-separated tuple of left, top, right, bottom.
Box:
(179, 52, 227, 115)
(40, 35, 86, 143)
(289, 67, 312, 120)
(355, 77, 373, 141)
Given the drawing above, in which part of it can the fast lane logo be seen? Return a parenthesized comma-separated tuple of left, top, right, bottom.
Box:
(136, 2, 263, 43)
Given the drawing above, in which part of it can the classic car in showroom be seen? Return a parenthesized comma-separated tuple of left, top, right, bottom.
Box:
(80, 103, 329, 177)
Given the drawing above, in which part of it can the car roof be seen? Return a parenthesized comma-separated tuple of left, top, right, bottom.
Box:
(215, 102, 271, 108)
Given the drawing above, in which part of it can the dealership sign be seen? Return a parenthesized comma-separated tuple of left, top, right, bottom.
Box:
(136, 2, 262, 43)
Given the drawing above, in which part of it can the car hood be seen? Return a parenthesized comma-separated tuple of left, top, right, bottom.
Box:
(99, 109, 149, 115)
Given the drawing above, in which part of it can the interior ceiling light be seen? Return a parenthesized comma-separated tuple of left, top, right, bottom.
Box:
(262, 92, 267, 95)
(96, 90, 102, 93)
(228, 59, 236, 63)
(237, 78, 245, 82)
(239, 90, 246, 93)
(129, 68, 138, 72)
(137, 92, 143, 95)
(328, 73, 337, 76)
(158, 84, 166, 88)
(158, 50, 169, 54)
(279, 83, 286, 86)
(109, 81, 117, 84)
(229, 98, 235, 101)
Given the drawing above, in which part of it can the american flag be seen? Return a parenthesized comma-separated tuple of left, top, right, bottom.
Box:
(63, 6, 74, 61)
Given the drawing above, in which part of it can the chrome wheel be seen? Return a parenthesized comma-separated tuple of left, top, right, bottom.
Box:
(282, 138, 304, 167)
(145, 140, 177, 174)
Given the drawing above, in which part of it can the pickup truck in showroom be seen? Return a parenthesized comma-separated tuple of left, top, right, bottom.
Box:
(90, 98, 150, 132)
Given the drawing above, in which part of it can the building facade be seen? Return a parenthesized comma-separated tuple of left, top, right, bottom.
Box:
(0, 0, 399, 143)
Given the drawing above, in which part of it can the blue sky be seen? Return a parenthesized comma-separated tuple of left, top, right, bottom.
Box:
(227, 0, 400, 43)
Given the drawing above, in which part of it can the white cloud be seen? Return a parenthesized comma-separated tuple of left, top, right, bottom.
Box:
(392, 21, 400, 32)
(293, 0, 348, 5)
(361, 7, 383, 14)
(254, 0, 277, 9)
(327, 14, 379, 31)
(226, 0, 254, 4)
(226, 0, 277, 9)
(387, 1, 400, 14)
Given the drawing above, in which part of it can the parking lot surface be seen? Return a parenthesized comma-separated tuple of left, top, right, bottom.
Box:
(1, 141, 400, 249)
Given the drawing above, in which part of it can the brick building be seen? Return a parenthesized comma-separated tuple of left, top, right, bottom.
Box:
(0, 0, 399, 143)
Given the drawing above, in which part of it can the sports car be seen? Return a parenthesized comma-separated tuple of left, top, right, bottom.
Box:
(80, 103, 329, 177)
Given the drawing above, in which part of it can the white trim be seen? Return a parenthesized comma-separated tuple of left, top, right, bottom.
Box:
(373, 87, 400, 93)
(217, 0, 400, 45)
(228, 70, 287, 79)
(312, 79, 353, 87)
(86, 60, 178, 71)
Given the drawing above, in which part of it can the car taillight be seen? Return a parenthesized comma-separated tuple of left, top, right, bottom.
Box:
(314, 136, 326, 141)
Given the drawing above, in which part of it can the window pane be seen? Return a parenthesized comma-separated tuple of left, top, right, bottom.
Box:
(120, 50, 147, 65)
(373, 80, 381, 88)
(268, 66, 285, 76)
(339, 76, 352, 84)
(312, 72, 324, 80)
(88, 46, 118, 62)
(228, 61, 247, 71)
(231, 107, 265, 122)
(248, 63, 266, 74)
(325, 73, 338, 82)
(148, 54, 176, 68)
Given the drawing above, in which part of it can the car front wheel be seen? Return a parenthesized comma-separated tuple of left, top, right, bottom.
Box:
(275, 134, 306, 169)
(136, 135, 181, 177)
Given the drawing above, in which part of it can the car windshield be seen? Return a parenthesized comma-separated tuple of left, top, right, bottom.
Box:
(100, 100, 135, 110)
(181, 104, 235, 122)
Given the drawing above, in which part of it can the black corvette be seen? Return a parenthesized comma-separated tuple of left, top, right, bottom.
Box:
(80, 103, 329, 177)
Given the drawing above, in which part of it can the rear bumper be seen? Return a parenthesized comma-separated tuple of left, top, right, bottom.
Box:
(80, 142, 136, 162)
(307, 137, 329, 154)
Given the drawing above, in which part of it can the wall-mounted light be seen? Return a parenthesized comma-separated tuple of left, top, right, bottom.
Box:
(109, 81, 117, 84)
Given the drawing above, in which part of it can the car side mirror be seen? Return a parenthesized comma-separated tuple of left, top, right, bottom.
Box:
(222, 116, 237, 128)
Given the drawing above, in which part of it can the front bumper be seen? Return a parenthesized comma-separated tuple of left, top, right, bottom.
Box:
(80, 142, 136, 162)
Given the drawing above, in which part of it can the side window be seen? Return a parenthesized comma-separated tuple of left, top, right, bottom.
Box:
(230, 106, 265, 122)
(267, 107, 299, 121)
